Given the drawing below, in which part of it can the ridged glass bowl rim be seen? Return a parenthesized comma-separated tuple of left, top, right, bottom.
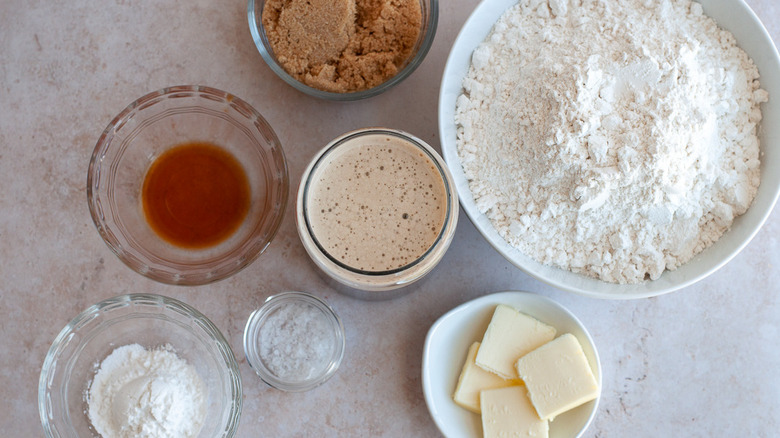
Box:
(86, 85, 289, 286)
(243, 291, 346, 392)
(247, 0, 439, 101)
(38, 293, 243, 438)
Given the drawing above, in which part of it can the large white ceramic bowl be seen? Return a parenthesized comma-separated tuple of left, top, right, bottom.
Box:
(439, 0, 780, 299)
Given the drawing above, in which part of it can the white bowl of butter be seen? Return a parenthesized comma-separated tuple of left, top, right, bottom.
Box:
(422, 291, 601, 438)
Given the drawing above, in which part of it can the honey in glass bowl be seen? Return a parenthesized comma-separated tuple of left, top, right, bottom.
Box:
(142, 141, 251, 249)
(87, 85, 289, 285)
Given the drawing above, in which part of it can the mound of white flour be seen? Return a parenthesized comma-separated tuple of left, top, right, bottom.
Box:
(456, 0, 768, 284)
(88, 344, 207, 438)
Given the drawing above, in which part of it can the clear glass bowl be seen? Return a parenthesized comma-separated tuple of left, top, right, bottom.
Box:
(243, 292, 345, 392)
(296, 128, 459, 299)
(38, 294, 242, 438)
(247, 0, 438, 100)
(87, 85, 289, 285)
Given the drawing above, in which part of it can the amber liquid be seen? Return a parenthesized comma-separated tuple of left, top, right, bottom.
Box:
(142, 142, 250, 249)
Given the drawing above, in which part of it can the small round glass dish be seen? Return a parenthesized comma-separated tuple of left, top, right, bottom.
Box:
(243, 292, 346, 392)
(247, 0, 438, 100)
(87, 85, 289, 285)
(39, 294, 242, 438)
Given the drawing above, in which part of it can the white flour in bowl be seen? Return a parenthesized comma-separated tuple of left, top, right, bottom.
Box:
(87, 344, 207, 438)
(455, 0, 768, 284)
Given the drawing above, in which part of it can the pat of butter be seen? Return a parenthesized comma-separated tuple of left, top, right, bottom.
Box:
(480, 386, 548, 438)
(516, 333, 600, 421)
(476, 305, 556, 379)
(453, 342, 519, 413)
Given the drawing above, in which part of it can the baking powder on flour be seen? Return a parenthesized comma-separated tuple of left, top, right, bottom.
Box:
(87, 344, 207, 438)
(456, 0, 768, 283)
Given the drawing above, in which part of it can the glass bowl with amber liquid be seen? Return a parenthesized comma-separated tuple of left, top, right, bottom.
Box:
(87, 85, 288, 285)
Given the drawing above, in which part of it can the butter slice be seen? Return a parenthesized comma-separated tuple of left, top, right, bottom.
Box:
(476, 305, 556, 379)
(453, 342, 519, 413)
(480, 386, 548, 438)
(516, 333, 599, 420)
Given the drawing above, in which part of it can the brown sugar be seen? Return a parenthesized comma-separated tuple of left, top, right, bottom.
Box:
(262, 0, 423, 93)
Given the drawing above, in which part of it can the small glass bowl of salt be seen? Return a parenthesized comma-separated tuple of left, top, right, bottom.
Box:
(243, 291, 345, 391)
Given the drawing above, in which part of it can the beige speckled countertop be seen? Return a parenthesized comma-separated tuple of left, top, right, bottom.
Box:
(1, 0, 778, 436)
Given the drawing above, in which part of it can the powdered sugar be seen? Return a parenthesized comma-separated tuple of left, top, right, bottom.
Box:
(456, 0, 767, 283)
(87, 344, 207, 438)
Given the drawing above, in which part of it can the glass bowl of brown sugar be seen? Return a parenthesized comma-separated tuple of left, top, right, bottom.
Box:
(247, 0, 438, 101)
(87, 85, 289, 285)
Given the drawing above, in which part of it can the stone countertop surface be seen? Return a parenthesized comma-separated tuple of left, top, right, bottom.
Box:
(1, 0, 778, 436)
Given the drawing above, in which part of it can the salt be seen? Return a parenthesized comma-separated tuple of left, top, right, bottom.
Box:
(258, 300, 333, 382)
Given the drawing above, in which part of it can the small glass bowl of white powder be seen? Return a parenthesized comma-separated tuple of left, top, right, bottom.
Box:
(39, 294, 243, 438)
(243, 291, 346, 392)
